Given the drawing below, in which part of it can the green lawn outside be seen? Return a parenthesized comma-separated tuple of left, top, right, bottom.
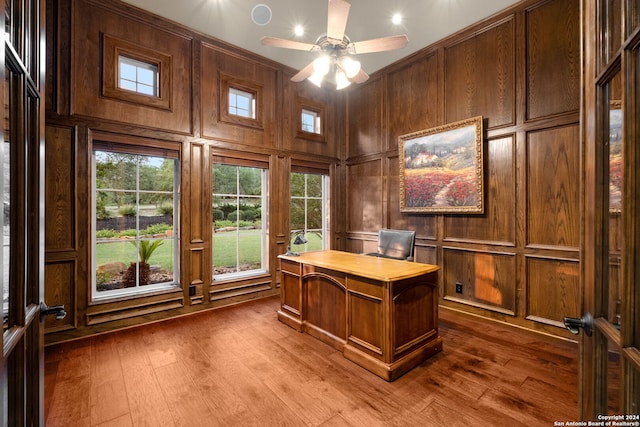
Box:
(95, 229, 325, 270)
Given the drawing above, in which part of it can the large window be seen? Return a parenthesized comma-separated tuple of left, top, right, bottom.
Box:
(92, 147, 179, 299)
(212, 162, 267, 279)
(290, 171, 329, 253)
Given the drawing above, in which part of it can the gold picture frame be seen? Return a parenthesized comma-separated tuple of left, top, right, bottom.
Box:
(399, 116, 484, 214)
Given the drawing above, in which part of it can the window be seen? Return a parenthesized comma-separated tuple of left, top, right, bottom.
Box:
(228, 87, 256, 119)
(118, 56, 159, 97)
(92, 148, 179, 300)
(212, 162, 267, 279)
(301, 109, 321, 134)
(290, 171, 329, 253)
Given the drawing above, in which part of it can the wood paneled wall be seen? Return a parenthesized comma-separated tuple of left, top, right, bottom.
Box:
(44, 0, 581, 343)
(344, 0, 581, 338)
(44, 0, 341, 343)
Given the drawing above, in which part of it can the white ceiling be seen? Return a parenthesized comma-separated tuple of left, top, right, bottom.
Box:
(120, 0, 521, 75)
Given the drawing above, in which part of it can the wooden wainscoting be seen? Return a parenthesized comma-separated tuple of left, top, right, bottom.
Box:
(44, 296, 578, 426)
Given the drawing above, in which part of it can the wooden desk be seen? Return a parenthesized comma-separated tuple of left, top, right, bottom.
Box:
(278, 250, 442, 381)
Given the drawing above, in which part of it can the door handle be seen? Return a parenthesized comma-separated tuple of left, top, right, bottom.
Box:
(563, 313, 592, 336)
(40, 302, 67, 321)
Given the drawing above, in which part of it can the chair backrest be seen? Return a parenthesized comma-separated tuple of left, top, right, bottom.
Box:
(377, 229, 415, 260)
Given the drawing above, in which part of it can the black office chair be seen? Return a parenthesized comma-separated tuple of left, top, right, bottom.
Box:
(366, 229, 416, 261)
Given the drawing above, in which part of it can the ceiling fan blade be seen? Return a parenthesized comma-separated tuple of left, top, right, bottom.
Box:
(261, 36, 318, 52)
(291, 61, 316, 82)
(349, 68, 369, 84)
(327, 0, 351, 44)
(349, 34, 409, 54)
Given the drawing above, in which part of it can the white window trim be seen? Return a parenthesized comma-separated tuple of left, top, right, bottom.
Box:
(301, 109, 321, 134)
(91, 151, 180, 301)
(212, 166, 268, 281)
(228, 87, 256, 119)
(118, 56, 159, 97)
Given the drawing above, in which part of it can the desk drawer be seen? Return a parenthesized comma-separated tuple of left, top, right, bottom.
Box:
(281, 259, 301, 276)
(347, 276, 384, 299)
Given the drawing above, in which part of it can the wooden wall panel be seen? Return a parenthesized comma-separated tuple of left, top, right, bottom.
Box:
(526, 0, 580, 120)
(445, 136, 516, 244)
(346, 0, 581, 338)
(527, 125, 580, 248)
(45, 125, 76, 251)
(414, 245, 437, 266)
(526, 257, 579, 325)
(283, 75, 339, 158)
(200, 43, 278, 148)
(347, 78, 384, 158)
(44, 261, 75, 331)
(442, 248, 516, 314)
(444, 17, 515, 127)
(72, 0, 192, 133)
(346, 160, 382, 233)
(387, 53, 439, 151)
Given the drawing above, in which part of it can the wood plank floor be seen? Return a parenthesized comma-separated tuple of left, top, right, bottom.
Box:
(44, 296, 579, 426)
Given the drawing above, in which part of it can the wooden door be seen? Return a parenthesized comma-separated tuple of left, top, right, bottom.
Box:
(580, 0, 640, 417)
(1, 0, 50, 425)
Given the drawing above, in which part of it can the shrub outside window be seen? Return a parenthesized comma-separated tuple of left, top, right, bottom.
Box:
(212, 163, 267, 279)
(92, 148, 179, 299)
(290, 171, 329, 253)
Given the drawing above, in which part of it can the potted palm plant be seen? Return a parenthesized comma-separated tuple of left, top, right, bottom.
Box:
(123, 239, 164, 287)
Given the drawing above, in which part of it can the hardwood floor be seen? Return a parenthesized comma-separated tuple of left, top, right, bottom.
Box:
(44, 295, 579, 426)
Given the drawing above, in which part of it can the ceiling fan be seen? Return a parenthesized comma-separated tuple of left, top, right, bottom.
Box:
(261, 0, 408, 89)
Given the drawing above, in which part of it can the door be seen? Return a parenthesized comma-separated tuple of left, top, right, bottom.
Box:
(1, 0, 50, 425)
(580, 0, 640, 417)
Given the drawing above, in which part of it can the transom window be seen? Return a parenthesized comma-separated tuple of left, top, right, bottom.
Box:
(229, 87, 256, 119)
(301, 109, 321, 134)
(92, 148, 180, 300)
(290, 171, 329, 253)
(118, 55, 159, 97)
(212, 162, 267, 279)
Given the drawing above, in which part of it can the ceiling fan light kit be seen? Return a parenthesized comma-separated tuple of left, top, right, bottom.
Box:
(260, 0, 408, 90)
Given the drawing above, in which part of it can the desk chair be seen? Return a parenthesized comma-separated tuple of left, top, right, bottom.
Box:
(366, 229, 416, 261)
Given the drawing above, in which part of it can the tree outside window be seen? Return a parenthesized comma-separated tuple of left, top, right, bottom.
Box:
(93, 150, 179, 299)
(290, 172, 329, 253)
(212, 163, 266, 279)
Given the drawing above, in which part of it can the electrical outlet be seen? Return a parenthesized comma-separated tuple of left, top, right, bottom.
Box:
(455, 282, 463, 294)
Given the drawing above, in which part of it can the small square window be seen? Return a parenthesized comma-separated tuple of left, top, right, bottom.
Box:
(229, 88, 256, 119)
(301, 109, 321, 134)
(118, 56, 159, 97)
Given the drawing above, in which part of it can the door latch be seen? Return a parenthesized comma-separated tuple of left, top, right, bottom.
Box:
(563, 313, 593, 336)
(40, 302, 67, 321)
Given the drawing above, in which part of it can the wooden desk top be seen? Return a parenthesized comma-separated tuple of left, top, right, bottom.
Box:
(279, 250, 439, 282)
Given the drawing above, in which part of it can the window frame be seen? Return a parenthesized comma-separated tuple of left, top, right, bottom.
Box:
(90, 137, 181, 301)
(102, 34, 172, 110)
(118, 55, 159, 97)
(295, 97, 326, 143)
(290, 163, 330, 253)
(211, 155, 269, 281)
(301, 109, 321, 134)
(228, 87, 256, 119)
(219, 74, 263, 129)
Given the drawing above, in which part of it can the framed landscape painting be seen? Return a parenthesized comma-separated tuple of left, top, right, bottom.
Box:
(399, 116, 484, 214)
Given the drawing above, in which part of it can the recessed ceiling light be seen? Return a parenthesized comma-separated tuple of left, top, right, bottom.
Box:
(294, 25, 304, 37)
(392, 13, 402, 25)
